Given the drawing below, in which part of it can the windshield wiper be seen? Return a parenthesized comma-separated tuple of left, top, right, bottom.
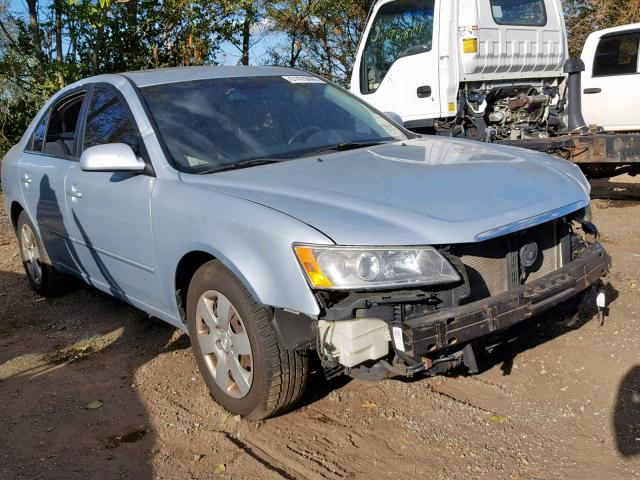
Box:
(199, 158, 289, 174)
(302, 140, 391, 158)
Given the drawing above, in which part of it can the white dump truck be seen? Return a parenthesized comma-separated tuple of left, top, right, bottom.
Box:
(350, 0, 640, 177)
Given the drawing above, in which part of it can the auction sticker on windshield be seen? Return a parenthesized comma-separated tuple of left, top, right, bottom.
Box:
(282, 75, 325, 84)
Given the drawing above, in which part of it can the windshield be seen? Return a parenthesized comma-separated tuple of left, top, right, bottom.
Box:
(140, 75, 407, 173)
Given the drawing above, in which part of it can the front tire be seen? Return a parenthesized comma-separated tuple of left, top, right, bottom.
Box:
(16, 211, 70, 297)
(186, 260, 308, 419)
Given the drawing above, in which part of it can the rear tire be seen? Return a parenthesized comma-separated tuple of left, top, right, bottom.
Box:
(186, 260, 308, 419)
(16, 211, 71, 297)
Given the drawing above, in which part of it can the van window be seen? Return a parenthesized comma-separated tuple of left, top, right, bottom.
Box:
(43, 93, 85, 158)
(489, 0, 547, 26)
(593, 32, 640, 77)
(361, 0, 435, 94)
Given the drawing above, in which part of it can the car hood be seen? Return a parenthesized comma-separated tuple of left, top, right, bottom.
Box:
(180, 137, 590, 245)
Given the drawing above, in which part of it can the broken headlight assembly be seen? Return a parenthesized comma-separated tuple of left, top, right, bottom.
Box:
(294, 245, 461, 290)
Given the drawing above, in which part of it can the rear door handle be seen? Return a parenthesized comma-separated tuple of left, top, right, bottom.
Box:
(68, 185, 82, 198)
(22, 173, 32, 184)
(583, 88, 601, 94)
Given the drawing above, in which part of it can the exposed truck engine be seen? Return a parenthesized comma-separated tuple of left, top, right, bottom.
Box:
(350, 0, 640, 178)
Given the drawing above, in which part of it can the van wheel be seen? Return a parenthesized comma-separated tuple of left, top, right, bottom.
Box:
(186, 260, 308, 420)
(16, 211, 70, 297)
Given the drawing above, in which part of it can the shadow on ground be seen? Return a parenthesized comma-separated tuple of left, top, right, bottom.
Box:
(614, 365, 640, 458)
(0, 269, 181, 480)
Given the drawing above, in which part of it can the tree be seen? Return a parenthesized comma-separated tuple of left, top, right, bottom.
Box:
(564, 0, 640, 57)
(265, 0, 373, 84)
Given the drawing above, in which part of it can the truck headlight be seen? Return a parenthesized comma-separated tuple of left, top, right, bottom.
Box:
(294, 245, 461, 289)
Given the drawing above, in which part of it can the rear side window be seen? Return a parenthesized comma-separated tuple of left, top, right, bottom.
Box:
(489, 0, 547, 26)
(26, 111, 50, 153)
(43, 92, 85, 158)
(84, 88, 141, 155)
(593, 32, 640, 77)
(361, 0, 435, 94)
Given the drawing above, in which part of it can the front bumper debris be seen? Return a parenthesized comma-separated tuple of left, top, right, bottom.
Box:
(404, 242, 610, 357)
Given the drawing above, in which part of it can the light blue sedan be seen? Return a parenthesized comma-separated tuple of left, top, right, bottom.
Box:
(1, 66, 610, 419)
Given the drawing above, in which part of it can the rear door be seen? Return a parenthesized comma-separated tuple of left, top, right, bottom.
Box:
(350, 0, 442, 127)
(582, 29, 640, 131)
(64, 85, 160, 307)
(18, 91, 87, 273)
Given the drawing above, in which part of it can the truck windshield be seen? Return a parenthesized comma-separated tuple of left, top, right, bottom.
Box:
(361, 0, 435, 94)
(140, 76, 407, 173)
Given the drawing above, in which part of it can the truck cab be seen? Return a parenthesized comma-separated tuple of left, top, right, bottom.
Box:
(350, 0, 568, 136)
(581, 23, 640, 132)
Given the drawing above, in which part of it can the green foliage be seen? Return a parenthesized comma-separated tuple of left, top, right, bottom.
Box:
(265, 0, 373, 84)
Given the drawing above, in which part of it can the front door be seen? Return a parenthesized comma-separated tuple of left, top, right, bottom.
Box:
(582, 30, 640, 131)
(64, 85, 159, 309)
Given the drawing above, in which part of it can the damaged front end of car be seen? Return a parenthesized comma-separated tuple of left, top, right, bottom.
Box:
(282, 205, 611, 381)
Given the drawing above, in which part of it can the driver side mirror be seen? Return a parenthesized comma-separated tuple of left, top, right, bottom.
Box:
(383, 111, 404, 127)
(80, 143, 145, 173)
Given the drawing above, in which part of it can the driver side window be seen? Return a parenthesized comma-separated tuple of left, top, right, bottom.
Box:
(83, 87, 143, 156)
(361, 0, 435, 94)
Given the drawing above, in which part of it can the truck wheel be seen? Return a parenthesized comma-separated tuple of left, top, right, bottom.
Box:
(16, 211, 70, 297)
(186, 260, 308, 419)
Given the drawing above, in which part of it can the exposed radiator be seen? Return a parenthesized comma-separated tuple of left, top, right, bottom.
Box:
(452, 219, 566, 304)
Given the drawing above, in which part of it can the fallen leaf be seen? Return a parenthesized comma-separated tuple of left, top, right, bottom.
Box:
(488, 414, 504, 423)
(86, 400, 103, 410)
(361, 400, 377, 411)
(214, 463, 226, 474)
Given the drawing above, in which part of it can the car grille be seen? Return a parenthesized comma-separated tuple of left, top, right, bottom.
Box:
(452, 219, 568, 304)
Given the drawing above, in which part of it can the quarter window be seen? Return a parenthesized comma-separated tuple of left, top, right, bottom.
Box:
(593, 32, 640, 77)
(361, 0, 435, 94)
(27, 111, 50, 153)
(489, 0, 547, 26)
(84, 88, 141, 155)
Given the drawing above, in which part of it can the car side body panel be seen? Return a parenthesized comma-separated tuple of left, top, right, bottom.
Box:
(150, 176, 333, 325)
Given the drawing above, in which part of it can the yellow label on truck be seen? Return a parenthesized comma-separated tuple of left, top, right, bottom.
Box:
(462, 38, 478, 54)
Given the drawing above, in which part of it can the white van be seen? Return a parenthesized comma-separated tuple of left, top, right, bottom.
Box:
(581, 23, 640, 132)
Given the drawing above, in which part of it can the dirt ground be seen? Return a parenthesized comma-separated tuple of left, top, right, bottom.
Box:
(1, 182, 639, 480)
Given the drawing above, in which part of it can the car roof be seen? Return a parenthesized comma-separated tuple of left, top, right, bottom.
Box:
(119, 65, 309, 88)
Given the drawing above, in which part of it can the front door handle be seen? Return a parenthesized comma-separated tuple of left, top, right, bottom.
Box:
(584, 88, 601, 94)
(68, 185, 82, 198)
(22, 173, 32, 184)
(417, 85, 432, 98)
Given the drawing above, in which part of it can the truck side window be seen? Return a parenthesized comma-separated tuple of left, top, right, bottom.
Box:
(489, 0, 547, 26)
(593, 32, 640, 77)
(84, 88, 142, 156)
(361, 0, 435, 94)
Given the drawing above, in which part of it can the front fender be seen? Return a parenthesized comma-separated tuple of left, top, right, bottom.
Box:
(152, 178, 333, 320)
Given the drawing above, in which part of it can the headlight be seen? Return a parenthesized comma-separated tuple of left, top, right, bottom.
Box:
(294, 245, 461, 289)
